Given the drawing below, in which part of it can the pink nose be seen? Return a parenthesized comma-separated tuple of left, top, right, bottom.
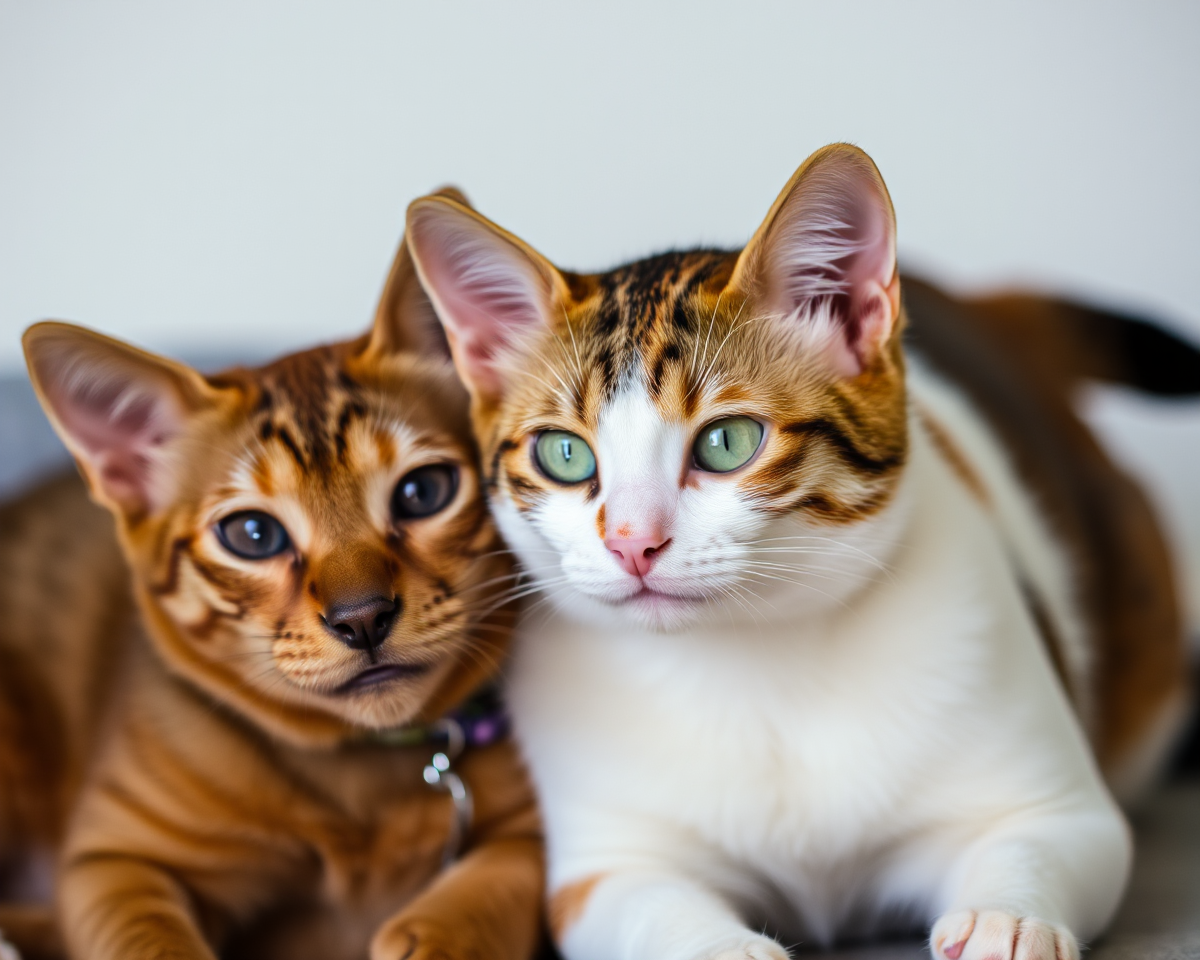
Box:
(605, 536, 670, 578)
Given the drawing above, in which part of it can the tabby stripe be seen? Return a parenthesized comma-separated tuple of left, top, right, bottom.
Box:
(1020, 579, 1075, 704)
(780, 418, 904, 475)
(334, 401, 367, 461)
(647, 342, 682, 399)
(489, 439, 518, 488)
(150, 536, 193, 596)
(274, 425, 307, 469)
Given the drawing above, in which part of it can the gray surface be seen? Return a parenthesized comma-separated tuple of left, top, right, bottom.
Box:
(3, 374, 1198, 958)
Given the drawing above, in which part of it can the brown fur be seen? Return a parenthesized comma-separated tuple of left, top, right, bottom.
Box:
(904, 277, 1191, 780)
(2, 229, 543, 959)
(546, 874, 605, 944)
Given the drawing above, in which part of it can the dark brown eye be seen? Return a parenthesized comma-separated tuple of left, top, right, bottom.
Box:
(215, 511, 290, 559)
(392, 465, 458, 520)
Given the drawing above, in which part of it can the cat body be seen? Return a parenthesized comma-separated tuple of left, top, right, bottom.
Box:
(404, 147, 1196, 960)
(0, 226, 543, 960)
(506, 362, 1124, 954)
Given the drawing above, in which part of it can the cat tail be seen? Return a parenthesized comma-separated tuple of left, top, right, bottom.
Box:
(1046, 300, 1200, 396)
(947, 288, 1200, 397)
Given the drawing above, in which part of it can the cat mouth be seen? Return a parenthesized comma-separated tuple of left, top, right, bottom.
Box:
(614, 586, 707, 608)
(335, 662, 431, 694)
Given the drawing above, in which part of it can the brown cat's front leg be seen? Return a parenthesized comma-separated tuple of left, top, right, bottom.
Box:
(370, 836, 544, 960)
(58, 855, 217, 960)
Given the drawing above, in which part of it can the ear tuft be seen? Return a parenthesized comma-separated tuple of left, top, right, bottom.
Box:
(23, 323, 217, 517)
(734, 144, 899, 377)
(406, 196, 565, 402)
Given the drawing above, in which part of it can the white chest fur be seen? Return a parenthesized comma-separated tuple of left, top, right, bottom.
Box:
(505, 367, 1126, 949)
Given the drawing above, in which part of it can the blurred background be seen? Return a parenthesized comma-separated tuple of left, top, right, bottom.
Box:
(2, 0, 1199, 614)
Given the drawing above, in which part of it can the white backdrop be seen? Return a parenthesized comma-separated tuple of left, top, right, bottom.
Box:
(2, 1, 1199, 370)
(2, 1, 1199, 619)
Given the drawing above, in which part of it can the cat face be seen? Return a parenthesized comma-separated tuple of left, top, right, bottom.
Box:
(24, 227, 512, 737)
(407, 145, 910, 633)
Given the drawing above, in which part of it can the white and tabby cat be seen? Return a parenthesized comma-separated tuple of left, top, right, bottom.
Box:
(404, 145, 1196, 960)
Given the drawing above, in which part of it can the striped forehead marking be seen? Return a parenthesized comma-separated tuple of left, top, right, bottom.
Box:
(572, 249, 738, 393)
(245, 349, 372, 472)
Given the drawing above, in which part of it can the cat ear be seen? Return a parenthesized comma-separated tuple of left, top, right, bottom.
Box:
(730, 144, 899, 378)
(23, 322, 224, 518)
(364, 187, 474, 361)
(405, 194, 568, 402)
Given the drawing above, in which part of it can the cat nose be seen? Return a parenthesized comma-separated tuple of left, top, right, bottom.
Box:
(605, 537, 670, 578)
(322, 595, 400, 650)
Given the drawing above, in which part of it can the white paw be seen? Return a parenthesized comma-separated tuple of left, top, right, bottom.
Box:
(701, 933, 790, 960)
(0, 931, 21, 960)
(930, 910, 1078, 960)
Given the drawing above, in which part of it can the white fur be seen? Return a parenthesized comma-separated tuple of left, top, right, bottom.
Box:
(499, 364, 1132, 960)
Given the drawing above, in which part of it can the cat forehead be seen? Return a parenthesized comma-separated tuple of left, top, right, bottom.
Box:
(504, 249, 756, 431)
(210, 347, 470, 498)
(571, 248, 737, 375)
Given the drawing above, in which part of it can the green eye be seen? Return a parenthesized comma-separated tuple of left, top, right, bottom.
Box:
(534, 431, 597, 484)
(693, 417, 764, 473)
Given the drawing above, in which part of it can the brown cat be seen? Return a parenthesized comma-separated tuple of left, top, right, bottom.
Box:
(0, 217, 542, 960)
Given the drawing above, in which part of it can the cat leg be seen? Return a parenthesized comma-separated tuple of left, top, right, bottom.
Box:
(928, 804, 1130, 960)
(58, 855, 217, 960)
(551, 868, 788, 960)
(369, 836, 543, 960)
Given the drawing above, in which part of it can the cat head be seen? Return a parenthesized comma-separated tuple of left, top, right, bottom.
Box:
(24, 208, 514, 741)
(406, 145, 909, 633)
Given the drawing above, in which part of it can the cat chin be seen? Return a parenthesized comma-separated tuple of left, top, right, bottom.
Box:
(317, 686, 432, 731)
(244, 659, 444, 731)
(546, 583, 714, 634)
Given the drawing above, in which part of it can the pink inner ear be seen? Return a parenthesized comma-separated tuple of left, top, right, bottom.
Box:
(47, 367, 181, 512)
(409, 207, 551, 397)
(764, 159, 897, 375)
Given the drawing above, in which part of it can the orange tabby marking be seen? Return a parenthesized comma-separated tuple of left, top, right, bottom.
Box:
(548, 874, 606, 942)
(3, 215, 544, 960)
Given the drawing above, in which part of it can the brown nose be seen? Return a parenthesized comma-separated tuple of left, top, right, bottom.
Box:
(322, 595, 400, 651)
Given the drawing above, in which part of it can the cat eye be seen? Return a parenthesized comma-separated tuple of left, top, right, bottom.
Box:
(392, 464, 458, 519)
(534, 431, 597, 485)
(693, 417, 764, 473)
(215, 511, 291, 560)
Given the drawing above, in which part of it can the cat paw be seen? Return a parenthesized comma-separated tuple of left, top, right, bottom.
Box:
(698, 933, 790, 960)
(369, 919, 481, 960)
(0, 931, 21, 960)
(931, 910, 1079, 960)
